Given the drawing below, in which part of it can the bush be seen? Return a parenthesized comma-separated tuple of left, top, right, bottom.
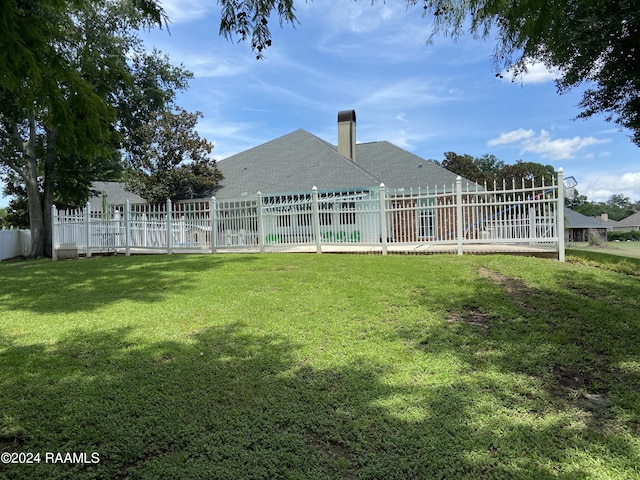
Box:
(607, 230, 640, 242)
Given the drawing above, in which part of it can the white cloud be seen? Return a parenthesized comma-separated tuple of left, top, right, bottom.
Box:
(521, 130, 610, 160)
(580, 171, 640, 201)
(182, 54, 250, 78)
(160, 0, 214, 23)
(488, 129, 611, 160)
(500, 61, 560, 85)
(488, 129, 535, 146)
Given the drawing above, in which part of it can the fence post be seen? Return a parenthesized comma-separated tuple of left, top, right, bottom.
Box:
(456, 176, 463, 256)
(51, 204, 58, 261)
(257, 192, 265, 253)
(311, 186, 322, 254)
(125, 200, 131, 256)
(557, 168, 566, 262)
(210, 196, 217, 254)
(379, 183, 388, 255)
(166, 199, 172, 255)
(86, 202, 92, 258)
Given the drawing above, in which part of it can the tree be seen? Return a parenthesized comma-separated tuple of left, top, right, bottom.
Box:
(125, 108, 223, 204)
(0, 1, 173, 257)
(0, 207, 7, 228)
(574, 194, 637, 221)
(433, 153, 556, 188)
(497, 161, 557, 188)
(215, 0, 640, 145)
(440, 152, 481, 183)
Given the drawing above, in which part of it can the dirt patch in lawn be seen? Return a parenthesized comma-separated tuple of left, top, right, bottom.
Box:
(477, 266, 536, 313)
(447, 308, 491, 328)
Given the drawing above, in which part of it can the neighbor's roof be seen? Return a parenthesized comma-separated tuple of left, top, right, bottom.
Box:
(214, 129, 474, 199)
(564, 208, 610, 229)
(616, 211, 640, 227)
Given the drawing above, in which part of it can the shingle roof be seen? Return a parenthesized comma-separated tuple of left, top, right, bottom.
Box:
(214, 130, 381, 198)
(616, 211, 640, 227)
(214, 129, 474, 199)
(89, 181, 146, 207)
(564, 208, 611, 229)
(354, 141, 470, 191)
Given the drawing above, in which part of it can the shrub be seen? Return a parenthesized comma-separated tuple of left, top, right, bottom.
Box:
(607, 230, 640, 242)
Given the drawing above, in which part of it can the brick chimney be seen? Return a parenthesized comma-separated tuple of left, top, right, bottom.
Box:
(337, 110, 356, 162)
(601, 212, 609, 222)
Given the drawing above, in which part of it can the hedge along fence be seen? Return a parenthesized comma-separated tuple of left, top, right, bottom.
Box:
(52, 171, 567, 260)
(608, 230, 640, 242)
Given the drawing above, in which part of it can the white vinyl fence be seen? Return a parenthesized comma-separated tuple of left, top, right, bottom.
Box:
(52, 171, 566, 260)
(0, 227, 31, 260)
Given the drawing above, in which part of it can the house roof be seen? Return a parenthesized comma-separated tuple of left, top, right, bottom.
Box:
(353, 141, 467, 191)
(616, 211, 640, 227)
(214, 129, 472, 199)
(89, 181, 146, 207)
(213, 130, 381, 198)
(564, 208, 611, 229)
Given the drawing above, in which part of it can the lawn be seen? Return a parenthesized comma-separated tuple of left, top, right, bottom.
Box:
(1, 253, 639, 479)
(567, 242, 640, 275)
(568, 241, 640, 259)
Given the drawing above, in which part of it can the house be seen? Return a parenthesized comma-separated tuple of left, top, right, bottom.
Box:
(72, 111, 562, 251)
(612, 211, 640, 232)
(210, 110, 483, 244)
(564, 208, 612, 243)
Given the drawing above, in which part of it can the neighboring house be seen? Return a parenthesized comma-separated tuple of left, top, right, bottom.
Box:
(612, 211, 640, 232)
(564, 208, 613, 242)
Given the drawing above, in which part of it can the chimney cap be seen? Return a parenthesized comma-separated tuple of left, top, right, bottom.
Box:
(338, 110, 356, 124)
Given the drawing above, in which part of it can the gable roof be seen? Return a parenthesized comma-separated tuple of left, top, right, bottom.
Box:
(616, 211, 640, 227)
(215, 129, 472, 199)
(214, 129, 380, 198)
(564, 208, 612, 229)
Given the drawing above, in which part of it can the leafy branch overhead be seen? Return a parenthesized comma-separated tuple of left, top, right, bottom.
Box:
(219, 0, 298, 58)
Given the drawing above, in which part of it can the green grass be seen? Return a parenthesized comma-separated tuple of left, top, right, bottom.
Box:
(567, 242, 640, 275)
(1, 254, 639, 479)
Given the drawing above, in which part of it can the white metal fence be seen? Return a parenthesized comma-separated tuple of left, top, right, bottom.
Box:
(0, 227, 31, 260)
(52, 171, 566, 259)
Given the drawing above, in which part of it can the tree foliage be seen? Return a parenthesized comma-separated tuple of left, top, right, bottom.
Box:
(574, 193, 637, 221)
(435, 152, 556, 188)
(125, 108, 223, 204)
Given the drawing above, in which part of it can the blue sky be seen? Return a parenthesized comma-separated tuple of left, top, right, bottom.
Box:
(2, 0, 639, 208)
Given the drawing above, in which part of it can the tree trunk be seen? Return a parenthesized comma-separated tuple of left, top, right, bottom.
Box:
(25, 113, 46, 258)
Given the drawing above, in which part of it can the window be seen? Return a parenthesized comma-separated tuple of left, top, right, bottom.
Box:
(418, 198, 436, 238)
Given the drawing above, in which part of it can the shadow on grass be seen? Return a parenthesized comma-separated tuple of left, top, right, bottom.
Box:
(398, 260, 640, 478)
(2, 307, 638, 479)
(0, 255, 257, 314)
